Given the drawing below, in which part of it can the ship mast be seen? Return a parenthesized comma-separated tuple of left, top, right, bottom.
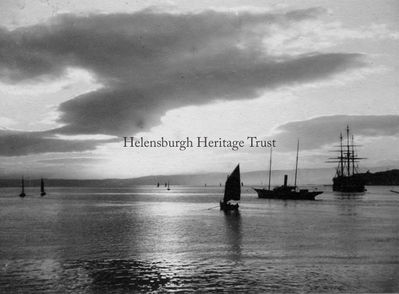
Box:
(340, 133, 344, 177)
(268, 147, 272, 191)
(294, 140, 299, 188)
(351, 135, 355, 175)
(346, 125, 350, 177)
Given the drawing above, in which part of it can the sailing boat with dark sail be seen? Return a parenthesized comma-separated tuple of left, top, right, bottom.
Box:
(220, 164, 240, 211)
(328, 126, 366, 192)
(253, 141, 323, 200)
(19, 177, 26, 198)
(40, 178, 46, 196)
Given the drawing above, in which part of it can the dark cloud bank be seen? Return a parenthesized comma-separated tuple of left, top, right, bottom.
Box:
(0, 129, 113, 156)
(0, 8, 374, 155)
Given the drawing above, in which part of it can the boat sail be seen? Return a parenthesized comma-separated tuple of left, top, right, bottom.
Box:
(220, 164, 241, 211)
(40, 178, 46, 196)
(253, 141, 323, 200)
(19, 177, 26, 198)
(328, 126, 366, 192)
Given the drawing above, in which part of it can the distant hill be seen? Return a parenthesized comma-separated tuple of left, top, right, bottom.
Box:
(0, 168, 332, 187)
(1, 168, 398, 187)
(360, 169, 399, 185)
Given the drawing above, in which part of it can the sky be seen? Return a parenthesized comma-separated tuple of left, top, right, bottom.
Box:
(0, 0, 398, 179)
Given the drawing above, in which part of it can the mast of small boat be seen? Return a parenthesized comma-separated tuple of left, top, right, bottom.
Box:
(40, 178, 46, 196)
(20, 176, 26, 197)
(294, 140, 299, 188)
(167, 181, 170, 190)
(268, 147, 272, 191)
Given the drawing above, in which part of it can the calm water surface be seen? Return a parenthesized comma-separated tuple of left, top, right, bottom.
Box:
(1, 185, 398, 293)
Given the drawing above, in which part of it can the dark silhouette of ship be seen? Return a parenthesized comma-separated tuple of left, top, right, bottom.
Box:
(19, 177, 26, 198)
(220, 164, 240, 211)
(328, 126, 366, 192)
(40, 178, 46, 196)
(253, 141, 323, 200)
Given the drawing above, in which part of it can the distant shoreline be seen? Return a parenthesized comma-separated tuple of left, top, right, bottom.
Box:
(1, 169, 398, 188)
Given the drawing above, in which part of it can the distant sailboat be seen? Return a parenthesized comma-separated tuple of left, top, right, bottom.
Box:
(220, 164, 240, 211)
(167, 181, 170, 191)
(40, 178, 46, 196)
(19, 177, 26, 198)
(157, 182, 160, 187)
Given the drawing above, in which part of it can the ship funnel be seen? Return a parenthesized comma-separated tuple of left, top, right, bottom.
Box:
(284, 175, 288, 187)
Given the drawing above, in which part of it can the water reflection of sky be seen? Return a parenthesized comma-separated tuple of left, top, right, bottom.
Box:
(1, 186, 399, 292)
(223, 211, 242, 262)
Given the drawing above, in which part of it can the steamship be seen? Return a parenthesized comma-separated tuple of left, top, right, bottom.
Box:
(253, 141, 323, 200)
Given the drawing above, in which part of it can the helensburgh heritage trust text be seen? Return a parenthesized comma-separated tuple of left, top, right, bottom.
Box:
(123, 136, 276, 151)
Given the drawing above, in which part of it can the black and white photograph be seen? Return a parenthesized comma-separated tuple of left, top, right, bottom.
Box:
(0, 0, 398, 293)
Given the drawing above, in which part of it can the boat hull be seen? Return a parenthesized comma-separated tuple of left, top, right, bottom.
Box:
(332, 176, 366, 192)
(220, 201, 239, 211)
(253, 188, 322, 200)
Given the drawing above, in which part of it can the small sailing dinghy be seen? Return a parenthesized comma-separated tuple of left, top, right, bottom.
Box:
(220, 164, 240, 211)
(19, 177, 26, 198)
(40, 178, 46, 196)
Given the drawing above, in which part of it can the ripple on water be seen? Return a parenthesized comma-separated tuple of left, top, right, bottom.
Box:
(0, 257, 368, 293)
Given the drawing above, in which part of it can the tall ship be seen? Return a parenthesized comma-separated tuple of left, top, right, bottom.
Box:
(220, 164, 240, 211)
(328, 126, 366, 192)
(253, 141, 323, 200)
